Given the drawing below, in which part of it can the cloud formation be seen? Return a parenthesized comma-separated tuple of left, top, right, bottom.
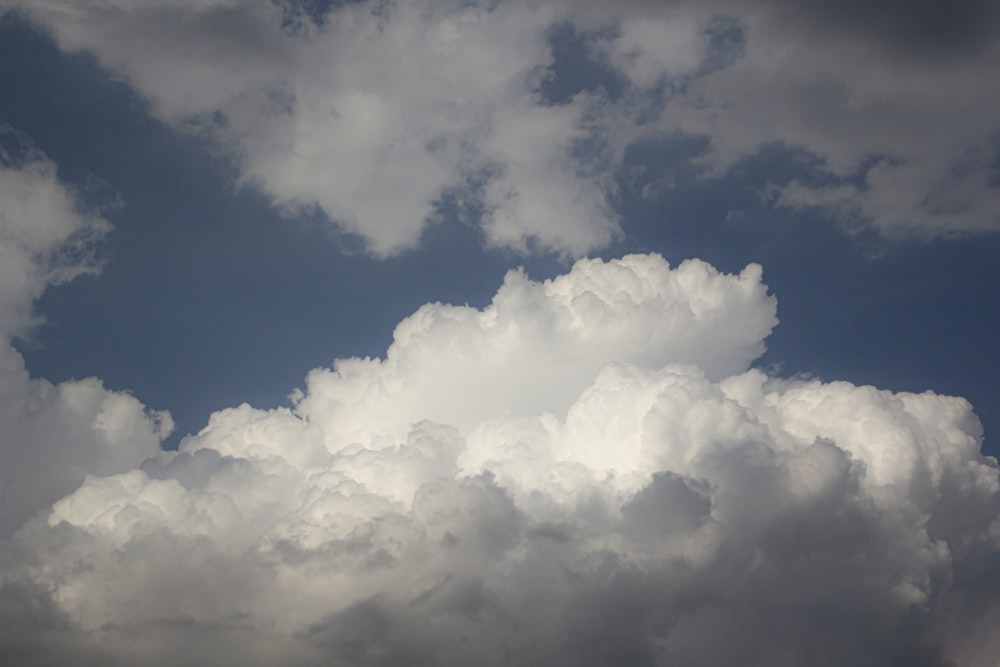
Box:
(619, 0, 1000, 239)
(0, 133, 171, 536)
(1, 3, 999, 664)
(6, 0, 999, 253)
(3, 251, 998, 665)
(3, 0, 619, 256)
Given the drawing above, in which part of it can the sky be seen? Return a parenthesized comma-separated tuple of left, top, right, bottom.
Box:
(0, 1, 999, 665)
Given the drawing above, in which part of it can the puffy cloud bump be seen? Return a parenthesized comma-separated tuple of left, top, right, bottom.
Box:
(2, 252, 998, 665)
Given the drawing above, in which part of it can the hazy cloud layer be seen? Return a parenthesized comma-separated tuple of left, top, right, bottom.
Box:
(5, 0, 998, 253)
(0, 135, 171, 536)
(2, 252, 998, 665)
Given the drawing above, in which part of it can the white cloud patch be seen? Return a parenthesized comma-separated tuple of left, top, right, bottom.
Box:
(7, 0, 1000, 247)
(3, 0, 622, 256)
(0, 135, 172, 536)
(3, 252, 998, 665)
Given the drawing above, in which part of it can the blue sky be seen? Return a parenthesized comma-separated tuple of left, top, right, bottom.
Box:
(1, 2, 999, 665)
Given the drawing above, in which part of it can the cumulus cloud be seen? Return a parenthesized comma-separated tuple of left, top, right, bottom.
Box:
(2, 252, 998, 665)
(0, 132, 171, 536)
(1, 4, 999, 662)
(5, 0, 999, 249)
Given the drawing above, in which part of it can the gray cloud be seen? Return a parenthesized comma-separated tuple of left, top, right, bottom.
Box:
(765, 0, 1000, 60)
(589, 0, 1000, 59)
(591, 0, 1000, 239)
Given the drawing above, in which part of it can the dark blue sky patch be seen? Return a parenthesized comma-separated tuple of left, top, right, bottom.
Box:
(699, 15, 746, 75)
(539, 21, 628, 105)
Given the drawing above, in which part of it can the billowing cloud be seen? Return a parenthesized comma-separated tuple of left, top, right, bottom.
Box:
(5, 0, 999, 251)
(2, 252, 998, 665)
(0, 132, 171, 536)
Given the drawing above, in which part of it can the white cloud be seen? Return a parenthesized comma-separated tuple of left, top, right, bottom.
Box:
(295, 254, 775, 452)
(3, 252, 997, 665)
(4, 0, 623, 256)
(6, 0, 999, 249)
(604, 11, 706, 87)
(0, 136, 171, 536)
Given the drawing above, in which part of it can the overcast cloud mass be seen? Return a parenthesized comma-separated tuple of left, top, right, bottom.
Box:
(1, 0, 999, 665)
